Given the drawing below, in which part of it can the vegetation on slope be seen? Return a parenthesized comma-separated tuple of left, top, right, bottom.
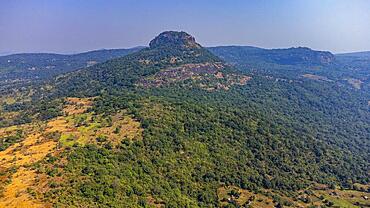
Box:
(0, 31, 369, 207)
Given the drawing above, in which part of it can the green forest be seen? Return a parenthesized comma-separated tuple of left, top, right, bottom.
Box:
(0, 31, 369, 208)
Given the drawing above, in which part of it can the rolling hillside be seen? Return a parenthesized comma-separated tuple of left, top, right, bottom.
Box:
(209, 46, 370, 91)
(0, 47, 143, 84)
(0, 31, 369, 208)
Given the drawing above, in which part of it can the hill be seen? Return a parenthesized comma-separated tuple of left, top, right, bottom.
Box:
(210, 46, 370, 91)
(50, 31, 249, 97)
(2, 44, 369, 92)
(209, 46, 334, 67)
(0, 47, 143, 86)
(0, 31, 369, 208)
(336, 51, 370, 58)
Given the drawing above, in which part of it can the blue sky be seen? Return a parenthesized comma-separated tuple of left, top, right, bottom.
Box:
(0, 0, 369, 54)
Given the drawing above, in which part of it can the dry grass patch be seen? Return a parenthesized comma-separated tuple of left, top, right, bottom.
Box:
(0, 125, 18, 136)
(63, 97, 94, 115)
(46, 118, 72, 133)
(0, 167, 51, 208)
(0, 132, 56, 169)
(0, 123, 58, 207)
(59, 112, 143, 147)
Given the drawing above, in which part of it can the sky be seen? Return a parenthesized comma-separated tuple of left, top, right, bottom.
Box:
(1, 0, 370, 55)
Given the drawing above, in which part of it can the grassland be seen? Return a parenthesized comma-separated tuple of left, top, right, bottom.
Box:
(0, 97, 142, 207)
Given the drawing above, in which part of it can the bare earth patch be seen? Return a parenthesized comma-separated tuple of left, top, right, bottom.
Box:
(346, 78, 363, 89)
(302, 74, 333, 82)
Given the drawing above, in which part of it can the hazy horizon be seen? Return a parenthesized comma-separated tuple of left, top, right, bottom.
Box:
(1, 0, 370, 55)
(2, 43, 370, 57)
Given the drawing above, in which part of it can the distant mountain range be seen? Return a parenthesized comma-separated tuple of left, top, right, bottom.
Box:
(337, 51, 370, 57)
(1, 42, 370, 93)
(0, 47, 144, 82)
(209, 46, 335, 66)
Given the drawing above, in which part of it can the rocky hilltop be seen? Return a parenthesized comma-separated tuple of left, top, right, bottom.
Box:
(149, 31, 201, 49)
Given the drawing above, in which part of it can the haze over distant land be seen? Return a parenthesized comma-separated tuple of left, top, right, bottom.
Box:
(1, 0, 370, 54)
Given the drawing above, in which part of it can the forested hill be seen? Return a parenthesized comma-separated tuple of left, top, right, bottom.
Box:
(208, 46, 334, 67)
(0, 47, 143, 82)
(337, 51, 370, 58)
(0, 31, 369, 207)
(2, 44, 370, 92)
(209, 46, 370, 91)
(50, 31, 249, 97)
